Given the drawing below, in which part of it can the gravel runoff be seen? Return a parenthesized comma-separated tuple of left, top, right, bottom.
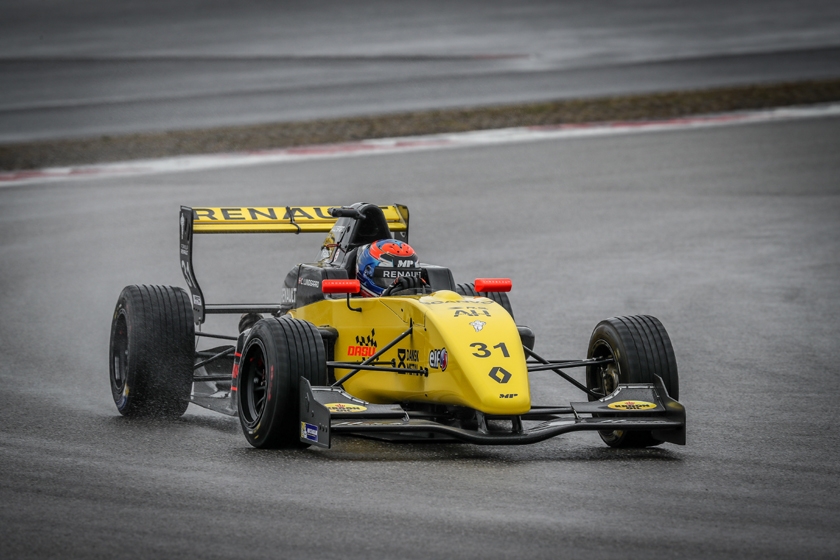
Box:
(2, 78, 839, 172)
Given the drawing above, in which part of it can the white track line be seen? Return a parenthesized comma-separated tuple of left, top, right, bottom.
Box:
(3, 103, 839, 186)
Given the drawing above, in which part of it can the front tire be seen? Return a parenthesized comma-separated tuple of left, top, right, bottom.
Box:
(586, 315, 678, 448)
(109, 285, 195, 418)
(237, 317, 327, 449)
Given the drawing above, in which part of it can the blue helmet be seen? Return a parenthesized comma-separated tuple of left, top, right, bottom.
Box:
(356, 239, 420, 296)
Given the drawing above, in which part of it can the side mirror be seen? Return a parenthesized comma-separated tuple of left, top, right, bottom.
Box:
(474, 278, 512, 293)
(322, 279, 361, 294)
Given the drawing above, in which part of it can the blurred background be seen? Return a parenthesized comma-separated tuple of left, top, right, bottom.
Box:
(2, 0, 839, 143)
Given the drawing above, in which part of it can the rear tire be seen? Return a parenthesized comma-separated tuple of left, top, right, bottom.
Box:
(237, 317, 327, 449)
(586, 315, 678, 448)
(109, 285, 195, 418)
(455, 282, 514, 319)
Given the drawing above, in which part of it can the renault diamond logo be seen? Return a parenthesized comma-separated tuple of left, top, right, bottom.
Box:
(488, 366, 511, 384)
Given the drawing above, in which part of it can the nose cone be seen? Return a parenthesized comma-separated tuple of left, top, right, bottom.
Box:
(419, 292, 531, 415)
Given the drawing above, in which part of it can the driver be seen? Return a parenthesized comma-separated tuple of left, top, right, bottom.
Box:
(356, 239, 423, 296)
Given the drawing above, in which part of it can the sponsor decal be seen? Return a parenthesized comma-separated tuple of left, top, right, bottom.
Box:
(429, 348, 448, 371)
(347, 345, 376, 357)
(181, 260, 195, 288)
(396, 348, 426, 376)
(325, 403, 368, 413)
(597, 418, 670, 425)
(397, 259, 415, 267)
(347, 329, 377, 357)
(607, 400, 657, 411)
(192, 294, 202, 306)
(301, 422, 319, 442)
(397, 348, 429, 377)
(281, 287, 296, 304)
(397, 348, 419, 366)
(500, 393, 518, 399)
(298, 277, 320, 288)
(179, 211, 192, 240)
(488, 366, 512, 384)
(180, 243, 189, 256)
(418, 298, 492, 306)
(355, 329, 377, 347)
(193, 206, 331, 222)
(469, 320, 486, 332)
(453, 307, 491, 318)
(377, 268, 422, 279)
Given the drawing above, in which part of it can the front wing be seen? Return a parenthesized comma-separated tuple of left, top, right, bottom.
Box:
(298, 375, 686, 448)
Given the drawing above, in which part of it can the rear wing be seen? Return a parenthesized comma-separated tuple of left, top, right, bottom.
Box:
(179, 205, 410, 323)
(188, 205, 409, 234)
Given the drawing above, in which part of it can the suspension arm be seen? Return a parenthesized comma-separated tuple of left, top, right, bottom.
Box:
(193, 346, 235, 370)
(525, 347, 605, 398)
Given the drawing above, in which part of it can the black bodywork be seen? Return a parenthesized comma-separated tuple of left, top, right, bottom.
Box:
(277, 202, 456, 312)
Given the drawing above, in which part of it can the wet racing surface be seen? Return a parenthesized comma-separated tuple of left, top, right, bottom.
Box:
(1, 115, 839, 558)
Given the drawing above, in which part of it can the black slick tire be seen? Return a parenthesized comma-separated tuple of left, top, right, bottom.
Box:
(109, 285, 195, 418)
(237, 317, 327, 449)
(586, 315, 679, 448)
(455, 282, 514, 319)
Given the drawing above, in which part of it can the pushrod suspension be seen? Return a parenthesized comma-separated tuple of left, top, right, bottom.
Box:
(195, 332, 238, 341)
(327, 362, 427, 375)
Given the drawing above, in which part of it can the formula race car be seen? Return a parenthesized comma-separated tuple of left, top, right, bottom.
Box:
(109, 203, 685, 450)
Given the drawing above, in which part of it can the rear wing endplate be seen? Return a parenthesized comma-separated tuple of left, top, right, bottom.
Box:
(179, 205, 409, 323)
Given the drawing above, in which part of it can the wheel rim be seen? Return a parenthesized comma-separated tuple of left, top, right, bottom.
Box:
(240, 340, 268, 429)
(590, 339, 624, 443)
(591, 340, 620, 397)
(111, 313, 129, 402)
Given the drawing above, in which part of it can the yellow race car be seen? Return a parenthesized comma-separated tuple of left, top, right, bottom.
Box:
(109, 203, 685, 450)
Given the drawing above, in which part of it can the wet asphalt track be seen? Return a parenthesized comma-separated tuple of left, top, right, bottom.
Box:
(3, 0, 840, 142)
(1, 115, 839, 558)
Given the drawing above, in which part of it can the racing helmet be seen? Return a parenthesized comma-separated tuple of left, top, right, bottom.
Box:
(356, 239, 420, 296)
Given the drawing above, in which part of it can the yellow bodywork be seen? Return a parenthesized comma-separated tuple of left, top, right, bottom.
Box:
(288, 290, 531, 415)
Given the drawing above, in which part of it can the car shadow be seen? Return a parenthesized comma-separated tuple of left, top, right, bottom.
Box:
(103, 414, 682, 463)
(227, 433, 683, 463)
